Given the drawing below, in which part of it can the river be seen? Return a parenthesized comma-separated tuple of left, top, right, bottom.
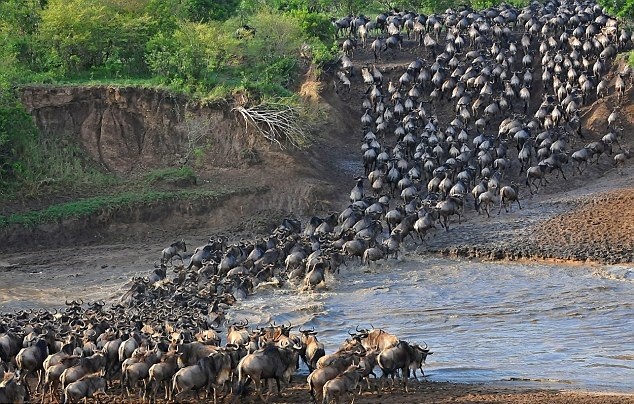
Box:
(227, 255, 634, 393)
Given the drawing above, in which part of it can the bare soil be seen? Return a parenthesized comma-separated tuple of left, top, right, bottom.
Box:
(22, 375, 634, 404)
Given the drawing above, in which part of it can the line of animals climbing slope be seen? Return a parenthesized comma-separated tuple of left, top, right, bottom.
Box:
(1, 0, 633, 403)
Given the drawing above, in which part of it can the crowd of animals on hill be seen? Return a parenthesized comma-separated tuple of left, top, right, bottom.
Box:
(334, 0, 632, 227)
(1, 0, 634, 403)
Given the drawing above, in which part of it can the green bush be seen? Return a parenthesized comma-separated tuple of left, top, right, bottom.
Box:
(289, 9, 335, 42)
(599, 0, 634, 19)
(0, 91, 38, 186)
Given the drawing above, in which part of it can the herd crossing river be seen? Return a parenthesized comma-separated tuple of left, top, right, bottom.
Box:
(2, 0, 634, 402)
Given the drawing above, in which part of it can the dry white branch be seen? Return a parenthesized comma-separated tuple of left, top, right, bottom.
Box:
(233, 103, 310, 149)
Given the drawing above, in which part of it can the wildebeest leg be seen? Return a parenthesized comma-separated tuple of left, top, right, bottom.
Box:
(403, 367, 409, 392)
(559, 167, 567, 180)
(516, 199, 522, 210)
(253, 378, 267, 404)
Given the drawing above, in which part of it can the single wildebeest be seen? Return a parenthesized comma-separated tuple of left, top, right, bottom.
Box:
(321, 364, 364, 404)
(161, 239, 187, 266)
(175, 341, 218, 368)
(146, 351, 179, 403)
(170, 350, 232, 404)
(187, 244, 215, 271)
(121, 348, 162, 398)
(62, 373, 106, 404)
(234, 343, 302, 403)
(0, 331, 24, 363)
(498, 183, 521, 214)
(0, 372, 27, 404)
(298, 327, 325, 372)
(43, 355, 81, 402)
(15, 337, 48, 394)
(525, 164, 549, 194)
(354, 326, 399, 351)
(169, 356, 213, 401)
(377, 340, 432, 392)
(303, 261, 327, 290)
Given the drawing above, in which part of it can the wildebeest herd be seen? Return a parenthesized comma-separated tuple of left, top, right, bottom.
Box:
(1, 0, 633, 403)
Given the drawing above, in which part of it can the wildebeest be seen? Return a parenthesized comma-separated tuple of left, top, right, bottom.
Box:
(170, 350, 232, 404)
(60, 352, 107, 392)
(353, 327, 399, 351)
(187, 244, 215, 271)
(169, 356, 212, 401)
(308, 352, 360, 404)
(498, 183, 521, 213)
(43, 355, 80, 402)
(161, 239, 187, 266)
(235, 344, 302, 403)
(0, 331, 23, 363)
(121, 348, 162, 398)
(175, 341, 218, 368)
(62, 373, 106, 404)
(298, 328, 325, 372)
(377, 340, 432, 392)
(321, 364, 364, 404)
(146, 352, 179, 403)
(15, 337, 48, 394)
(0, 372, 27, 404)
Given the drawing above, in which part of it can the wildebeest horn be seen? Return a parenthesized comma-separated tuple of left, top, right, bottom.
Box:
(355, 325, 362, 332)
(65, 300, 72, 306)
(421, 341, 429, 350)
(298, 326, 304, 333)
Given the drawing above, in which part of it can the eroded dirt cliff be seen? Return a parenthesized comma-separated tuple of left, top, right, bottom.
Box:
(19, 86, 262, 173)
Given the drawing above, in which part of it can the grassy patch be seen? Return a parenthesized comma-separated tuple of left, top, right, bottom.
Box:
(143, 166, 196, 184)
(0, 188, 240, 229)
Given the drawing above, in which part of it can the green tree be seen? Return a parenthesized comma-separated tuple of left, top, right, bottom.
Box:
(600, 0, 634, 18)
(183, 0, 241, 21)
(145, 21, 240, 88)
(0, 90, 38, 185)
